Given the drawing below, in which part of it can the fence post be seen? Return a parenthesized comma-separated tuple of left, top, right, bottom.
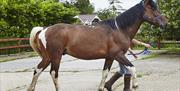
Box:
(157, 37, 161, 50)
(18, 39, 21, 53)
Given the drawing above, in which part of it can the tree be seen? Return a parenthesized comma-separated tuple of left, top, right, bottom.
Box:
(158, 0, 180, 40)
(97, 9, 116, 20)
(108, 0, 123, 15)
(74, 0, 94, 14)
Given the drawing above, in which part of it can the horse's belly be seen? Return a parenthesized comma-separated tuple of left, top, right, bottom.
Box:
(67, 47, 107, 60)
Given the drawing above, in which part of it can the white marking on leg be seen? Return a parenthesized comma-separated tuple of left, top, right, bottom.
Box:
(129, 67, 138, 88)
(126, 66, 137, 89)
(28, 67, 43, 91)
(99, 69, 109, 90)
(51, 71, 59, 91)
(38, 28, 48, 48)
(126, 66, 136, 75)
(132, 72, 138, 88)
(35, 67, 43, 75)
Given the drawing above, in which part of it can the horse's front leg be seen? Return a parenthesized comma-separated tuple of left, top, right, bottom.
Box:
(98, 58, 113, 91)
(132, 70, 138, 89)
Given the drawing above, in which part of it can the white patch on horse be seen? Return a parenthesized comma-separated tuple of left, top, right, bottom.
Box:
(51, 71, 56, 80)
(126, 66, 136, 75)
(51, 71, 59, 90)
(30, 27, 43, 52)
(126, 66, 136, 89)
(132, 72, 138, 88)
(27, 67, 43, 91)
(38, 28, 48, 48)
(99, 69, 109, 90)
(35, 67, 43, 75)
(128, 66, 138, 88)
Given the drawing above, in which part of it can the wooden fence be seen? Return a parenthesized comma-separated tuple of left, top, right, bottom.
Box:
(0, 38, 179, 55)
(0, 38, 32, 55)
(158, 41, 180, 49)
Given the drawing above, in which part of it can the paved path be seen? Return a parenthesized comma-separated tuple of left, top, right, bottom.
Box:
(0, 51, 179, 91)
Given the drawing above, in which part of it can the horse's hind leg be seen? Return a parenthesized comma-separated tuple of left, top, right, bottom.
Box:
(98, 58, 113, 91)
(49, 51, 62, 91)
(27, 57, 50, 91)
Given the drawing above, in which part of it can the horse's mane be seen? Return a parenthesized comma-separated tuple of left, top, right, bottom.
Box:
(98, 2, 145, 30)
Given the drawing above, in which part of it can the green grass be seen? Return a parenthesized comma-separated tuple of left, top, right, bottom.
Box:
(162, 48, 180, 54)
(139, 54, 159, 60)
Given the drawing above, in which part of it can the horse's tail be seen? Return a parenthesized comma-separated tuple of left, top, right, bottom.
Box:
(30, 27, 43, 57)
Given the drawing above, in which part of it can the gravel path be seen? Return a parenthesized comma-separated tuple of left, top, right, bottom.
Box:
(0, 51, 179, 91)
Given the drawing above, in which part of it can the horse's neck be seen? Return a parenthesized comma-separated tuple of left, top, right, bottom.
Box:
(127, 19, 143, 40)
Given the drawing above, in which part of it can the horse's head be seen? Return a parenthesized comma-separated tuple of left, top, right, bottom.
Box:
(142, 0, 167, 29)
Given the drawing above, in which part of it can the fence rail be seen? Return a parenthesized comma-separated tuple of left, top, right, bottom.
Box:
(0, 38, 179, 55)
(0, 38, 32, 55)
(0, 38, 29, 42)
(157, 41, 180, 49)
(161, 41, 180, 44)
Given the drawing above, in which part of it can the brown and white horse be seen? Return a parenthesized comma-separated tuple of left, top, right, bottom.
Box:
(28, 0, 167, 91)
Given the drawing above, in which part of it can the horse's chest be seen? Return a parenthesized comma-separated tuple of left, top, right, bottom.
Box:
(109, 33, 130, 54)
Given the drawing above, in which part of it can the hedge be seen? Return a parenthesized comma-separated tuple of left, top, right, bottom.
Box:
(0, 0, 79, 38)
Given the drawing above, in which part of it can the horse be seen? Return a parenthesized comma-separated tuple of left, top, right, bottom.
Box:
(27, 0, 167, 91)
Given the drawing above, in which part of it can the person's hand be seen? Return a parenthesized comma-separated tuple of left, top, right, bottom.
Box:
(144, 43, 152, 48)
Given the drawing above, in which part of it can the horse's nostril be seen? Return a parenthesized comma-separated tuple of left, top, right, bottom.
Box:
(160, 24, 166, 29)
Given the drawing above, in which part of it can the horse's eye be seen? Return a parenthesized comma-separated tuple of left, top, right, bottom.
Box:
(152, 8, 156, 11)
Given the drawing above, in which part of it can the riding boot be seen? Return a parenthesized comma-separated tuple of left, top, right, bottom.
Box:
(123, 74, 132, 91)
(104, 72, 122, 91)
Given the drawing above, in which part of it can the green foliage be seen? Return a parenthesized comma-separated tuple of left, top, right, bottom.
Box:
(74, 0, 94, 14)
(97, 9, 116, 20)
(0, 0, 79, 38)
(136, 23, 161, 42)
(158, 0, 180, 40)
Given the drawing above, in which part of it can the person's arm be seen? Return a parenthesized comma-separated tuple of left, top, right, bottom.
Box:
(132, 39, 152, 48)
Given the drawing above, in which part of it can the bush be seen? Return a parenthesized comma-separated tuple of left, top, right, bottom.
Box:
(0, 0, 79, 38)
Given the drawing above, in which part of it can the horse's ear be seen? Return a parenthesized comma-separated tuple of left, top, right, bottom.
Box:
(142, 0, 150, 7)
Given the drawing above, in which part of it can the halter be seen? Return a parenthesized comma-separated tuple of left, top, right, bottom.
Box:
(114, 17, 120, 30)
(143, 14, 162, 23)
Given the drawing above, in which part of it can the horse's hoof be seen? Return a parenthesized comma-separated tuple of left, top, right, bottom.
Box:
(98, 89, 103, 91)
(27, 88, 34, 91)
(123, 88, 132, 91)
(98, 88, 104, 91)
(132, 81, 138, 89)
(133, 84, 138, 89)
(27, 86, 35, 91)
(104, 84, 112, 91)
(104, 87, 112, 91)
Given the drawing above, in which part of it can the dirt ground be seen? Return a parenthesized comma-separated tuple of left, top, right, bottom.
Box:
(0, 51, 179, 91)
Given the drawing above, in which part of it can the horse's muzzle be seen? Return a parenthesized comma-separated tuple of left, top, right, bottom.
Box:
(160, 24, 167, 29)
